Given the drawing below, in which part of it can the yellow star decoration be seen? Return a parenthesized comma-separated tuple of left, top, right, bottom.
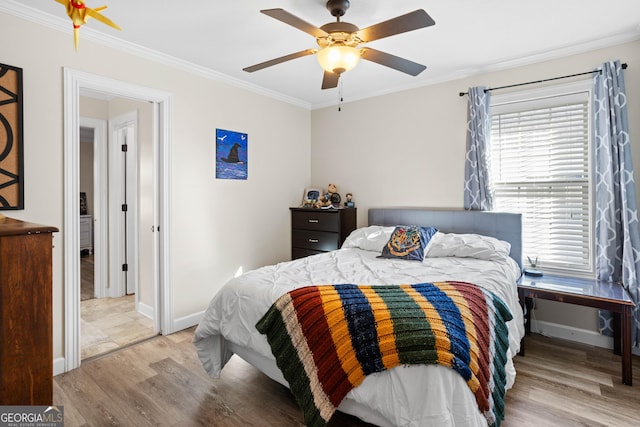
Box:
(55, 0, 121, 50)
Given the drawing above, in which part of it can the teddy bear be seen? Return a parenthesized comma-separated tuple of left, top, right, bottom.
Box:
(326, 183, 341, 206)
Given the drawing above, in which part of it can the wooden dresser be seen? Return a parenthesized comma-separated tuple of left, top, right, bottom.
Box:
(290, 207, 356, 260)
(0, 217, 58, 405)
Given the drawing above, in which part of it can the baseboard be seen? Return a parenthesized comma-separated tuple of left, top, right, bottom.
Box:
(172, 310, 205, 333)
(137, 302, 154, 319)
(53, 357, 66, 376)
(531, 319, 614, 349)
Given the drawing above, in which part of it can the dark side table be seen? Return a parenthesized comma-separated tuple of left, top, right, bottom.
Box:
(518, 275, 635, 386)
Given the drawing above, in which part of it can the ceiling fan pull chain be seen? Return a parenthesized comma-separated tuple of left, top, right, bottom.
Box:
(338, 79, 343, 111)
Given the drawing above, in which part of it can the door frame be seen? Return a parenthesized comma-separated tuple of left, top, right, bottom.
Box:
(79, 117, 108, 299)
(63, 68, 174, 372)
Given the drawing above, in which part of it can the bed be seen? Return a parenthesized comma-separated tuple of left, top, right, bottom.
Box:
(194, 208, 524, 427)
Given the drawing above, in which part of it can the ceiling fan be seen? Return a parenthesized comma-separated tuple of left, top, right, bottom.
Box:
(243, 0, 436, 90)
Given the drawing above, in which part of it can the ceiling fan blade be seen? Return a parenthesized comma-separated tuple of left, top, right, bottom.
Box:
(321, 71, 340, 90)
(261, 8, 329, 38)
(243, 49, 317, 73)
(361, 48, 426, 76)
(355, 9, 435, 43)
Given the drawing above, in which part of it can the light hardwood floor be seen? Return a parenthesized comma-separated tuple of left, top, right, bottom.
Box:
(54, 329, 640, 426)
(81, 252, 95, 301)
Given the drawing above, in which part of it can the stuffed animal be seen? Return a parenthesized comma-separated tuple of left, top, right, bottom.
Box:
(327, 183, 341, 205)
(315, 194, 331, 208)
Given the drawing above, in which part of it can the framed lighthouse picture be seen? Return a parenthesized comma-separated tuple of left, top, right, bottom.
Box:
(216, 128, 247, 180)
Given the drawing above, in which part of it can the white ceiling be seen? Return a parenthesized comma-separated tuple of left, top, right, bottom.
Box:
(6, 0, 640, 109)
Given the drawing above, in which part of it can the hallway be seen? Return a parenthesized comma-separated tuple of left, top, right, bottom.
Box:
(80, 254, 156, 359)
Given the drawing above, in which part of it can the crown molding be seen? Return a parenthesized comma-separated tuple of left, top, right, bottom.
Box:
(312, 28, 640, 110)
(3, 1, 638, 111)
(0, 1, 312, 110)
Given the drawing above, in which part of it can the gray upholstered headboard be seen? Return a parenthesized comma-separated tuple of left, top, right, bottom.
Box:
(368, 208, 523, 271)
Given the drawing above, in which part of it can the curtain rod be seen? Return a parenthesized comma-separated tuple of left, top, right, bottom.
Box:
(458, 62, 628, 97)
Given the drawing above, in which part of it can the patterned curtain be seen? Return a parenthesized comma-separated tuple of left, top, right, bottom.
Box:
(594, 59, 640, 352)
(463, 86, 493, 210)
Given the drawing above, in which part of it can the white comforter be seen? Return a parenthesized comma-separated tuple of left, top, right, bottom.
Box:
(193, 247, 524, 426)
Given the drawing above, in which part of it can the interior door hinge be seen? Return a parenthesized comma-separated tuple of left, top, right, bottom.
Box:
(122, 263, 128, 272)
(121, 204, 128, 212)
(121, 144, 128, 152)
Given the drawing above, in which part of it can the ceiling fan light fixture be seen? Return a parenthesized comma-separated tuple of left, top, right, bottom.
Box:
(317, 45, 361, 74)
(247, 6, 434, 90)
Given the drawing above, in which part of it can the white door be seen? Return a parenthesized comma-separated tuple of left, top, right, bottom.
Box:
(109, 111, 139, 297)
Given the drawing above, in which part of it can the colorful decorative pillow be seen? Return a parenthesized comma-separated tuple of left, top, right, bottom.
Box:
(378, 225, 438, 261)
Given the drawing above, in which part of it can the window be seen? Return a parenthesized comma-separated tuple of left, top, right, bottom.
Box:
(490, 82, 592, 274)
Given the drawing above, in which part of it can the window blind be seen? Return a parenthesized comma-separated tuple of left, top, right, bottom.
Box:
(490, 93, 591, 272)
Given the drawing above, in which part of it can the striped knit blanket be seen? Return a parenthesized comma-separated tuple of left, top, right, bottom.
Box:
(255, 282, 512, 427)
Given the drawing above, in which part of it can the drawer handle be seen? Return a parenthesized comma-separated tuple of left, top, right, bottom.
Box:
(308, 239, 319, 243)
(308, 219, 319, 223)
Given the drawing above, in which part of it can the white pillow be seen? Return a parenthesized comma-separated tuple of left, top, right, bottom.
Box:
(424, 232, 511, 261)
(342, 226, 396, 252)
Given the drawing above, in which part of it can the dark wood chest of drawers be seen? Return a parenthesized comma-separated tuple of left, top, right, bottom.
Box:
(0, 217, 58, 405)
(290, 207, 357, 260)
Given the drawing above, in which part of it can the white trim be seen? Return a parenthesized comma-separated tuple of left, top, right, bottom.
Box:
(79, 117, 108, 299)
(151, 102, 161, 333)
(531, 319, 613, 350)
(2, 0, 638, 110)
(0, 1, 309, 110)
(158, 98, 174, 335)
(173, 311, 205, 333)
(53, 357, 66, 377)
(138, 302, 155, 320)
(491, 79, 592, 107)
(63, 69, 82, 372)
(63, 68, 173, 372)
(313, 31, 640, 109)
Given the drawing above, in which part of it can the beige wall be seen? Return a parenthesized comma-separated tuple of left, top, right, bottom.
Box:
(311, 40, 640, 338)
(0, 11, 311, 363)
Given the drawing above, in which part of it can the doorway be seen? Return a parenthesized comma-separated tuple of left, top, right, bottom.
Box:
(63, 68, 174, 373)
(78, 104, 153, 360)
